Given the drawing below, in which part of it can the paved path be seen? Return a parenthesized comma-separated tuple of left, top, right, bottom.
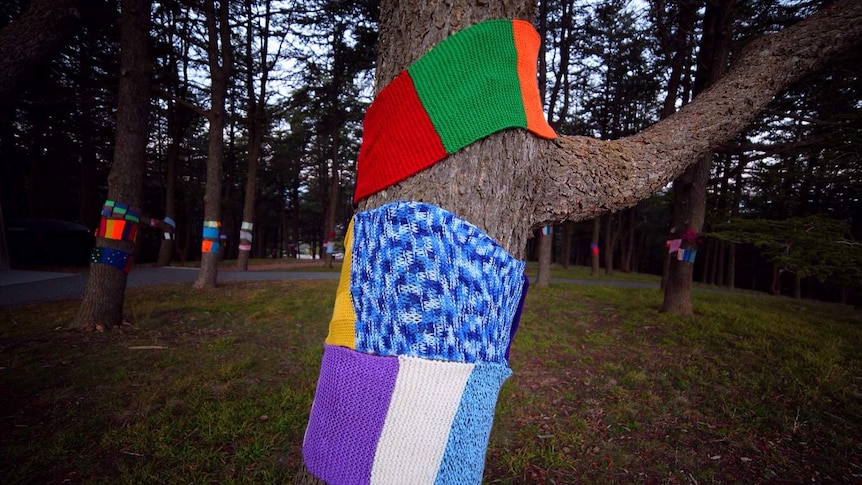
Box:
(0, 267, 340, 307)
(1, 267, 674, 308)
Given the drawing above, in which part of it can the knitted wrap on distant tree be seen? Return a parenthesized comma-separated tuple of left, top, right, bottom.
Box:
(300, 19, 555, 485)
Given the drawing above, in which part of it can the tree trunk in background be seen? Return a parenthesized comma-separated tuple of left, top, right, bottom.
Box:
(662, 0, 735, 314)
(726, 243, 736, 289)
(700, 239, 715, 283)
(590, 217, 601, 277)
(156, 123, 178, 266)
(603, 213, 615, 275)
(72, 0, 151, 331)
(536, 228, 552, 287)
(194, 0, 232, 289)
(560, 222, 572, 269)
(0, 203, 9, 270)
(620, 208, 635, 272)
(237, 0, 271, 271)
(155, 5, 192, 267)
(323, 157, 340, 269)
(662, 155, 712, 314)
(771, 263, 781, 295)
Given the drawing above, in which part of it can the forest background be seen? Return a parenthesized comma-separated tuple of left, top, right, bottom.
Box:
(0, 0, 860, 306)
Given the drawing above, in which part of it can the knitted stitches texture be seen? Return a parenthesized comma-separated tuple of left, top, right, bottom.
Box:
(353, 19, 556, 203)
(349, 201, 525, 363)
(302, 345, 511, 485)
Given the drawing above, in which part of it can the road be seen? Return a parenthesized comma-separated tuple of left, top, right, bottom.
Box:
(1, 264, 671, 308)
(0, 266, 340, 307)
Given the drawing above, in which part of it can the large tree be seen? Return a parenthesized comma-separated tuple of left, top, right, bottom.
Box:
(71, 0, 152, 331)
(194, 0, 233, 289)
(357, 0, 861, 256)
(295, 0, 862, 482)
(662, 0, 735, 315)
(236, 0, 273, 271)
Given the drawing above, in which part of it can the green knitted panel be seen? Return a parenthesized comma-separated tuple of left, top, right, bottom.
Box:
(407, 20, 527, 154)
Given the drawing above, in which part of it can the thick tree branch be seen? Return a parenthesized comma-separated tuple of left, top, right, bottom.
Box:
(533, 0, 862, 225)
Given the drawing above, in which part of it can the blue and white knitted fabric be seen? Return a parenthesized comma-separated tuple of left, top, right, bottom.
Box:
(351, 201, 526, 363)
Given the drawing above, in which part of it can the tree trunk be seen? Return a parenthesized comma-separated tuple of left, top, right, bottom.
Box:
(771, 263, 781, 295)
(662, 155, 711, 314)
(72, 0, 151, 331)
(194, 0, 232, 289)
(618, 208, 634, 273)
(295, 0, 862, 481)
(0, 203, 8, 270)
(603, 213, 615, 276)
(237, 0, 270, 271)
(590, 217, 601, 277)
(156, 100, 181, 267)
(726, 242, 736, 289)
(662, 0, 735, 315)
(560, 221, 572, 269)
(536, 227, 552, 287)
(701, 238, 712, 284)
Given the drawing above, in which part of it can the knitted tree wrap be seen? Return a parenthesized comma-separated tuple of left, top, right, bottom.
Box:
(353, 19, 557, 203)
(325, 201, 526, 363)
(302, 345, 512, 485)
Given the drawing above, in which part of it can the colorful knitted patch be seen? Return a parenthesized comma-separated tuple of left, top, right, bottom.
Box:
(101, 199, 141, 223)
(326, 201, 526, 364)
(353, 19, 556, 203)
(302, 345, 511, 485)
(201, 221, 221, 254)
(96, 218, 138, 242)
(90, 246, 133, 273)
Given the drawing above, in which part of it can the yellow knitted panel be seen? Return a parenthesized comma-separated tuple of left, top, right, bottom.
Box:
(325, 218, 356, 349)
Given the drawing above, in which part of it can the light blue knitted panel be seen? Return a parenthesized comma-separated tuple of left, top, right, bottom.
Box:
(434, 362, 512, 485)
(351, 201, 525, 363)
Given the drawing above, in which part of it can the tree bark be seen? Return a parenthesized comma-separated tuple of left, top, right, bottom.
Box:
(72, 0, 151, 331)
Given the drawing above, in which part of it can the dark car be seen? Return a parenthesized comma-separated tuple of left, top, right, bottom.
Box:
(6, 218, 95, 267)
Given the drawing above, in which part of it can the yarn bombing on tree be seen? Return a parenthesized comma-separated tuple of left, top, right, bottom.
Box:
(353, 19, 556, 204)
(300, 19, 556, 485)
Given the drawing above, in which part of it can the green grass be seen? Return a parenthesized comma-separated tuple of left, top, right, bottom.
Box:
(1, 268, 861, 484)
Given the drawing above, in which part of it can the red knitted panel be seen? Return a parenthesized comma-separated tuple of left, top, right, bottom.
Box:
(353, 72, 447, 204)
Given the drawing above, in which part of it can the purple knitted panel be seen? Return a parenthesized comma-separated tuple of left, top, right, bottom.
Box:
(303, 345, 399, 485)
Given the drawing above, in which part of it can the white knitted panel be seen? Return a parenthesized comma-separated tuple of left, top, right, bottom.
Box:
(370, 356, 474, 485)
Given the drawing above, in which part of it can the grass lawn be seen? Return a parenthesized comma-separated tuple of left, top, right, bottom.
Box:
(1, 264, 860, 484)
